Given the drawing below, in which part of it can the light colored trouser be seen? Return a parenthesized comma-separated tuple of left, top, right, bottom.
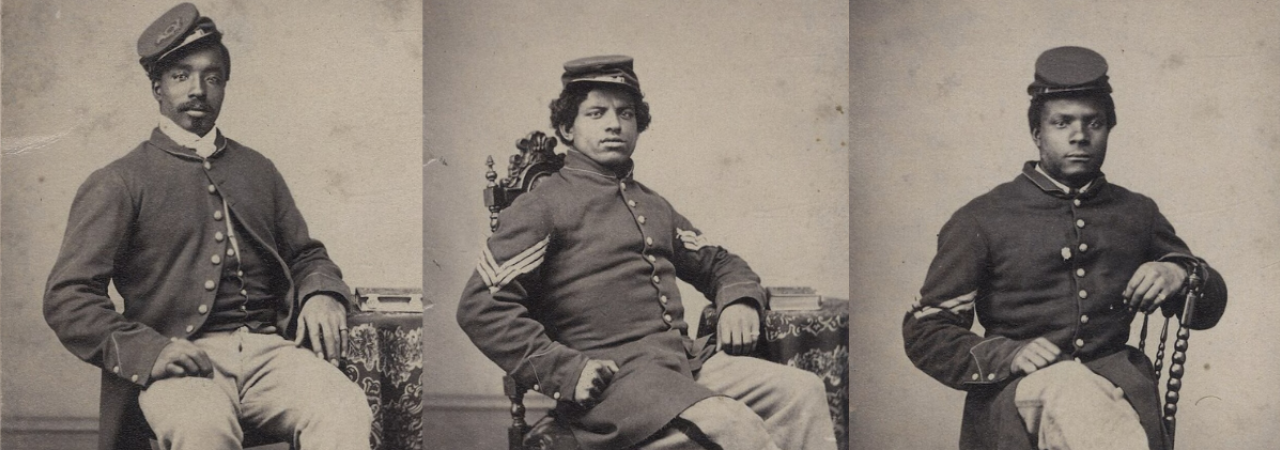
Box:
(138, 327, 373, 450)
(637, 352, 837, 450)
(1015, 360, 1149, 450)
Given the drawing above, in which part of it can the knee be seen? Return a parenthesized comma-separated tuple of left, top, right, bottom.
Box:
(319, 381, 373, 425)
(776, 366, 829, 407)
(139, 377, 237, 438)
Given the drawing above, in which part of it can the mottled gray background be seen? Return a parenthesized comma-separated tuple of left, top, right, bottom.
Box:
(1, 0, 422, 446)
(851, 1, 1280, 448)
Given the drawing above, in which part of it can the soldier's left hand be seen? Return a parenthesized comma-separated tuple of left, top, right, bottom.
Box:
(717, 302, 761, 356)
(295, 294, 347, 365)
(1123, 261, 1187, 313)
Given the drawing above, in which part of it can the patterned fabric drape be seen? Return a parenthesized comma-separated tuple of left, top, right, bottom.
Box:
(759, 299, 850, 450)
(341, 311, 424, 450)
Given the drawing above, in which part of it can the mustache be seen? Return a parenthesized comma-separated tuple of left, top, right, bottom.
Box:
(179, 101, 213, 112)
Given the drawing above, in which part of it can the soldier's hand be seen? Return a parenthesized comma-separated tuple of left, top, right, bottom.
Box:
(149, 339, 214, 380)
(1011, 337, 1061, 375)
(573, 359, 618, 406)
(294, 294, 347, 365)
(716, 301, 761, 356)
(1123, 261, 1187, 313)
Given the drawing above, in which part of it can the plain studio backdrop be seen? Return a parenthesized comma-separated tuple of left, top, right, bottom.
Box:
(423, 0, 849, 447)
(851, 1, 1279, 449)
(1, 0, 422, 444)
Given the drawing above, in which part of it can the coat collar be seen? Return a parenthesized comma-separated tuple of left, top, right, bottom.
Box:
(561, 149, 635, 181)
(1020, 160, 1108, 199)
(147, 127, 228, 162)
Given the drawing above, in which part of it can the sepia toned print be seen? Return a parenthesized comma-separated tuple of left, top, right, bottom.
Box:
(1, 1, 422, 449)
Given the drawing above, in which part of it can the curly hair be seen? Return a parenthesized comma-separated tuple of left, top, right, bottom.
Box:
(147, 38, 232, 83)
(1028, 91, 1116, 136)
(549, 83, 651, 144)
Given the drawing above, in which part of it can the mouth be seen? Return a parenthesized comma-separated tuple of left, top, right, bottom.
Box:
(182, 104, 212, 115)
(1064, 154, 1092, 162)
(599, 138, 628, 146)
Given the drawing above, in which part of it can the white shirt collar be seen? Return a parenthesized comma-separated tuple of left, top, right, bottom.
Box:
(158, 116, 220, 158)
(1034, 162, 1093, 194)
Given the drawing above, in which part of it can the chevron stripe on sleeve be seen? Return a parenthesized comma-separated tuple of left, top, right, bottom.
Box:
(477, 235, 551, 294)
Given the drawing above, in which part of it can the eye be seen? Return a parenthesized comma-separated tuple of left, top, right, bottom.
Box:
(205, 75, 223, 86)
(1052, 120, 1067, 129)
(585, 110, 603, 118)
(618, 109, 636, 120)
(1088, 120, 1103, 129)
(172, 72, 189, 81)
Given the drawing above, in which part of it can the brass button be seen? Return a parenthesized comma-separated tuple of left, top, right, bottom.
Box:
(553, 392, 561, 400)
(203, 161, 212, 170)
(131, 374, 139, 382)
(1076, 219, 1085, 228)
(211, 255, 221, 265)
(646, 255, 656, 263)
(645, 237, 653, 247)
(660, 295, 669, 305)
(971, 373, 979, 381)
(1076, 268, 1085, 277)
(236, 270, 244, 277)
(1061, 247, 1072, 261)
(240, 289, 248, 296)
(1075, 338, 1085, 348)
(215, 231, 225, 242)
(204, 280, 215, 290)
(113, 365, 121, 373)
(627, 200, 637, 207)
(226, 248, 235, 257)
(637, 215, 646, 224)
(1078, 290, 1088, 299)
(987, 373, 995, 380)
(532, 384, 540, 392)
(213, 210, 224, 220)
(1073, 199, 1082, 207)
(1080, 315, 1089, 324)
(652, 275, 660, 284)
(185, 325, 194, 333)
(198, 305, 209, 314)
(207, 184, 217, 194)
(1079, 243, 1089, 252)
(662, 313, 673, 323)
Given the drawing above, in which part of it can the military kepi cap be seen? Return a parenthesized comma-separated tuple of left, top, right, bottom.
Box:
(561, 55, 641, 94)
(1027, 46, 1111, 97)
(137, 3, 222, 74)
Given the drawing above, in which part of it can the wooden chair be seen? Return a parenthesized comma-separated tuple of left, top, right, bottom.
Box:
(1135, 261, 1213, 449)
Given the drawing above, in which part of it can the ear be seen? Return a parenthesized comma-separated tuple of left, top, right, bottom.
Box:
(1030, 128, 1041, 147)
(558, 123, 574, 143)
(151, 79, 163, 101)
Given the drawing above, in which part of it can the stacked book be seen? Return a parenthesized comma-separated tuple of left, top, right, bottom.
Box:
(766, 286, 823, 311)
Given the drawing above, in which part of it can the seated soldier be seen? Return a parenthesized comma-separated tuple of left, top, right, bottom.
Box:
(457, 55, 837, 450)
(903, 46, 1228, 450)
(43, 4, 371, 449)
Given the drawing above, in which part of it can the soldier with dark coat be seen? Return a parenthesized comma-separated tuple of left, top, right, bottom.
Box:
(43, 4, 372, 449)
(903, 46, 1227, 450)
(458, 55, 837, 450)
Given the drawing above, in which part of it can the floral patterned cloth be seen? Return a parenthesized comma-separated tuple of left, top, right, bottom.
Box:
(340, 311, 424, 450)
(760, 299, 850, 450)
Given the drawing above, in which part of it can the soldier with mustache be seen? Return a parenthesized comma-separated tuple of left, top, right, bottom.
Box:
(903, 46, 1228, 450)
(43, 4, 371, 449)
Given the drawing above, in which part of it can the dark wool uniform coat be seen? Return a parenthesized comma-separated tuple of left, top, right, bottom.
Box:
(457, 150, 767, 450)
(43, 129, 352, 450)
(903, 162, 1226, 450)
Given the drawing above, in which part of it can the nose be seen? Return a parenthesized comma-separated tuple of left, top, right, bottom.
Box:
(603, 110, 621, 132)
(189, 78, 206, 98)
(1068, 122, 1088, 144)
